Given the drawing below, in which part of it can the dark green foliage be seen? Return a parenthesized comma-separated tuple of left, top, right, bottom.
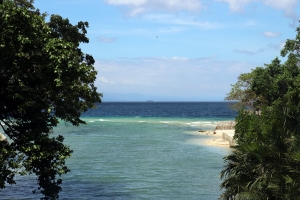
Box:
(225, 72, 257, 110)
(221, 103, 300, 199)
(0, 0, 101, 199)
(220, 21, 300, 199)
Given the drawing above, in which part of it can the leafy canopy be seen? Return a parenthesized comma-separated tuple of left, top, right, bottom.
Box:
(220, 22, 300, 199)
(225, 72, 256, 110)
(0, 0, 101, 199)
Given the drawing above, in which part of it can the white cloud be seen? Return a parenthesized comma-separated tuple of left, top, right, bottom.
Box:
(94, 56, 255, 98)
(143, 13, 223, 29)
(267, 41, 286, 50)
(215, 0, 298, 22)
(263, 31, 280, 37)
(172, 56, 189, 61)
(233, 48, 265, 55)
(97, 36, 118, 43)
(99, 76, 110, 83)
(104, 0, 298, 23)
(215, 0, 255, 12)
(264, 0, 298, 22)
(104, 0, 202, 16)
(105, 0, 147, 6)
(233, 41, 285, 55)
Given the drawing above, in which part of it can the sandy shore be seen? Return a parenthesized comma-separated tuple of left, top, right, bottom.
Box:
(195, 130, 235, 147)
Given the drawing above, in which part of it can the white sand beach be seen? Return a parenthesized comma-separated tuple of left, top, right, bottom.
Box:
(189, 121, 236, 147)
(196, 130, 235, 147)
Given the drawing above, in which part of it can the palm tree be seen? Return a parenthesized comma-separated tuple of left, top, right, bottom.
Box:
(220, 102, 300, 200)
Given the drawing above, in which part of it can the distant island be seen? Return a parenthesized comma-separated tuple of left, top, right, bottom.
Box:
(146, 100, 154, 102)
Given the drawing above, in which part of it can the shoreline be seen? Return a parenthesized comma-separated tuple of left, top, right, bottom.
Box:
(196, 130, 235, 147)
(193, 121, 236, 148)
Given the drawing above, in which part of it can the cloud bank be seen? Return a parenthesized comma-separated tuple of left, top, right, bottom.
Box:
(263, 32, 280, 38)
(104, 0, 202, 16)
(233, 41, 285, 55)
(97, 36, 118, 43)
(216, 0, 298, 23)
(104, 0, 298, 23)
(94, 56, 256, 99)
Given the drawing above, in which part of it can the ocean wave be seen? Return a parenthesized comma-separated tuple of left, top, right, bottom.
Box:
(98, 119, 111, 122)
(159, 121, 180, 124)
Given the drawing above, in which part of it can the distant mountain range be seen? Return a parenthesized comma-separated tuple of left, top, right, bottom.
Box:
(100, 92, 224, 102)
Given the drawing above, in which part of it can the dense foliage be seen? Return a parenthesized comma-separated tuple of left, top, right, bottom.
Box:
(0, 0, 101, 199)
(224, 72, 256, 110)
(220, 22, 300, 199)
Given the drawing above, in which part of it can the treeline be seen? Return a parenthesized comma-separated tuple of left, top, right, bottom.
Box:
(0, 0, 101, 199)
(220, 22, 300, 199)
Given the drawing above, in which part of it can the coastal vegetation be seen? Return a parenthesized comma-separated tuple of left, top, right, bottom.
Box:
(0, 0, 101, 199)
(221, 22, 300, 199)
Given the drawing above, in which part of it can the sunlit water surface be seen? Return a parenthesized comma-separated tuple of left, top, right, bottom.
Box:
(2, 102, 236, 199)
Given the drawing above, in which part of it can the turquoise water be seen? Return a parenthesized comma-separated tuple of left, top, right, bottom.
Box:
(2, 102, 235, 199)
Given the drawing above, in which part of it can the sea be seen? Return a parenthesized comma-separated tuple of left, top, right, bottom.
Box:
(2, 102, 237, 200)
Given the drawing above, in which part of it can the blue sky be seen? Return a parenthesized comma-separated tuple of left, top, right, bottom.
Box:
(35, 0, 300, 101)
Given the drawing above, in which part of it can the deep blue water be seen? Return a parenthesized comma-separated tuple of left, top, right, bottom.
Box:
(83, 102, 236, 118)
(2, 102, 236, 199)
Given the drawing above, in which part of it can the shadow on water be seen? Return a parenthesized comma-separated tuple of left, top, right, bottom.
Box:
(59, 179, 134, 200)
(3, 176, 135, 200)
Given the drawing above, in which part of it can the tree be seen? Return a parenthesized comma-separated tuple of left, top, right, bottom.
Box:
(0, 0, 101, 199)
(221, 105, 300, 199)
(224, 72, 257, 110)
(220, 22, 300, 199)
